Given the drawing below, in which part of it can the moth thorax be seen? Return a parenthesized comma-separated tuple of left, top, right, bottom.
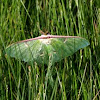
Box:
(39, 39, 52, 45)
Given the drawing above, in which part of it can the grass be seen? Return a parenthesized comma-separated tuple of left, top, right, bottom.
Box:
(0, 0, 100, 100)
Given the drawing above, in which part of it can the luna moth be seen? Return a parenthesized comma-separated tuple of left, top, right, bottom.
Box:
(6, 35, 90, 65)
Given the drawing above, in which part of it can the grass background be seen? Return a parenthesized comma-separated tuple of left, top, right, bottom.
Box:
(0, 0, 100, 100)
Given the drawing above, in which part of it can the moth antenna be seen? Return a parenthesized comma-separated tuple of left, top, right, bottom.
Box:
(39, 30, 45, 35)
(45, 31, 51, 35)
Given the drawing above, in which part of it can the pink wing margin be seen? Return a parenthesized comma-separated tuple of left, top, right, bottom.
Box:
(7, 35, 81, 47)
(17, 35, 81, 43)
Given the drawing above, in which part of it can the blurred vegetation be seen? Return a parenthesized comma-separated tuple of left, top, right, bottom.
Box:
(0, 0, 100, 100)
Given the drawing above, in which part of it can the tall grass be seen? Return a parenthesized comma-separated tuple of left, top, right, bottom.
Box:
(0, 0, 100, 100)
